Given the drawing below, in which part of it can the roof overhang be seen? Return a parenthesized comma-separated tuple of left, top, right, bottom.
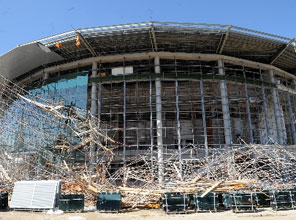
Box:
(0, 43, 63, 80)
(1, 22, 295, 80)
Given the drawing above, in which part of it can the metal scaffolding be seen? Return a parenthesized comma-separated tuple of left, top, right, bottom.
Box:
(1, 21, 296, 209)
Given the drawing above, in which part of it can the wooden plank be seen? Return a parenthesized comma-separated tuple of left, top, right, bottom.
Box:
(200, 181, 223, 198)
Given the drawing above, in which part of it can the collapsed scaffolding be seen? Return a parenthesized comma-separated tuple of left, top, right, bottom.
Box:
(0, 73, 296, 209)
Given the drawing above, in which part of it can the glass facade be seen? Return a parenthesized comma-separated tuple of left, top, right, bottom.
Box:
(0, 73, 88, 154)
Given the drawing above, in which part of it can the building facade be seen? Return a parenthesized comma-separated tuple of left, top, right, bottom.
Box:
(1, 22, 296, 169)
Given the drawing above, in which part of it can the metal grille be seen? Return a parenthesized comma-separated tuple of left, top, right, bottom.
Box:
(10, 180, 61, 210)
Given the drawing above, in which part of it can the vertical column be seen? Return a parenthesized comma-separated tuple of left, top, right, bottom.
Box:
(218, 59, 232, 145)
(287, 94, 296, 144)
(293, 80, 296, 143)
(90, 61, 98, 171)
(200, 79, 208, 157)
(155, 56, 164, 185)
(200, 76, 209, 178)
(123, 61, 127, 167)
(97, 63, 102, 128)
(96, 81, 102, 165)
(43, 71, 49, 80)
(243, 67, 254, 143)
(96, 64, 102, 165)
(38, 70, 49, 178)
(91, 61, 98, 116)
(175, 79, 182, 174)
(149, 77, 154, 164)
(97, 82, 102, 127)
(269, 70, 286, 144)
(260, 70, 270, 143)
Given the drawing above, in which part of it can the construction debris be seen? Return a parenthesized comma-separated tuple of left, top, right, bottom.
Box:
(0, 74, 296, 209)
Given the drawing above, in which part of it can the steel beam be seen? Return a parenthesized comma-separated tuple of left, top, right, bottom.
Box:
(218, 25, 231, 54)
(150, 24, 158, 52)
(76, 32, 98, 57)
(24, 52, 296, 85)
(270, 38, 295, 65)
(23, 21, 291, 48)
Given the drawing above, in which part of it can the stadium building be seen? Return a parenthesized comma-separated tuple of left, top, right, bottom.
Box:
(1, 22, 296, 172)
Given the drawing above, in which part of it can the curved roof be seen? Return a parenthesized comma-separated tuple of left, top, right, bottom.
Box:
(1, 22, 296, 79)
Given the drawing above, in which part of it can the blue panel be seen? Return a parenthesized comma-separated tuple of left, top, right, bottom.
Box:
(0, 73, 88, 154)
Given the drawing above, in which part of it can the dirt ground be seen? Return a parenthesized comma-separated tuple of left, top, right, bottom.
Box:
(1, 209, 296, 220)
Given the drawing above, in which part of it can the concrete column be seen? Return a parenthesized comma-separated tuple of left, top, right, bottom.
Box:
(89, 61, 97, 171)
(287, 94, 296, 144)
(91, 61, 98, 117)
(269, 70, 286, 144)
(200, 79, 208, 157)
(175, 79, 182, 175)
(260, 71, 271, 143)
(43, 71, 49, 80)
(123, 79, 126, 167)
(218, 59, 232, 145)
(97, 82, 102, 126)
(97, 63, 102, 127)
(149, 78, 154, 165)
(155, 56, 164, 185)
(96, 64, 102, 165)
(243, 67, 254, 144)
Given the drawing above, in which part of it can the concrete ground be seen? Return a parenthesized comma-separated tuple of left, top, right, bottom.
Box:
(1, 209, 296, 220)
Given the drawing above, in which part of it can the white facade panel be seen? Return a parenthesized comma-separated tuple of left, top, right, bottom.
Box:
(111, 66, 133, 76)
(10, 180, 61, 210)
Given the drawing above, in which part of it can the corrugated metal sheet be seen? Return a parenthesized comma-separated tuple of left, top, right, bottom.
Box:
(10, 180, 61, 210)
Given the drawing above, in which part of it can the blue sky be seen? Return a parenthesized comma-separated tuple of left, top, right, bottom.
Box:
(0, 0, 295, 55)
